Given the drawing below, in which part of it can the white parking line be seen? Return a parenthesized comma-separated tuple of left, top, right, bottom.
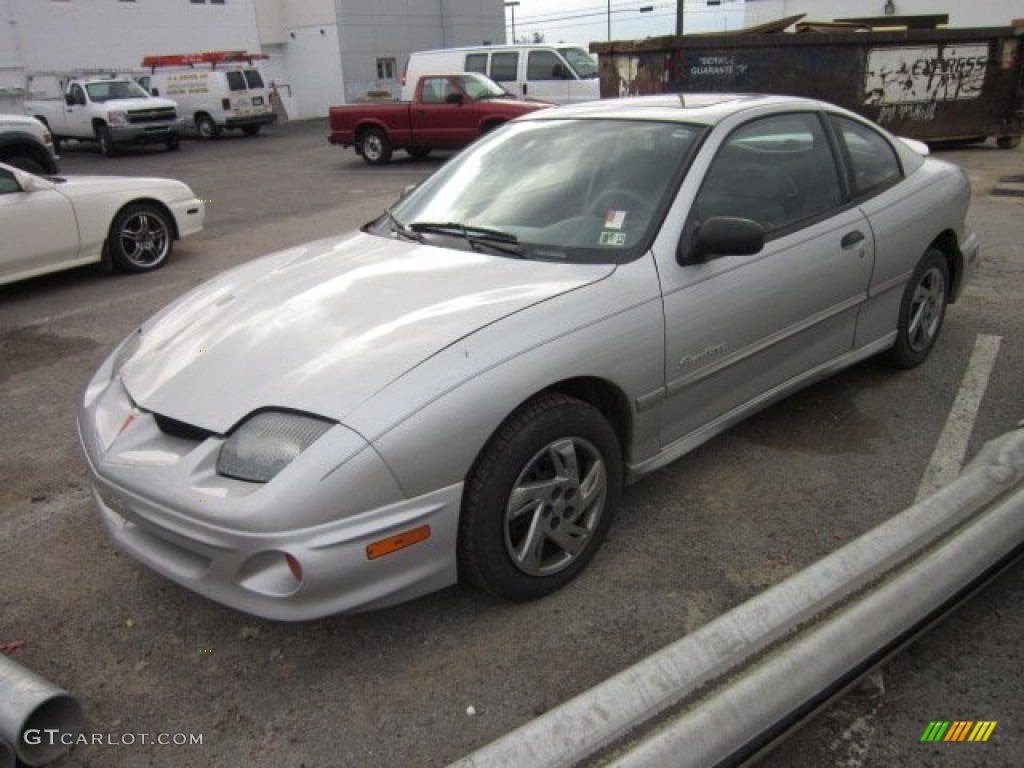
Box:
(18, 282, 187, 329)
(915, 334, 1003, 502)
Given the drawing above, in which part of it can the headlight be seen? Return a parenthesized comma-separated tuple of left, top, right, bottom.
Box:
(108, 110, 129, 126)
(218, 411, 334, 483)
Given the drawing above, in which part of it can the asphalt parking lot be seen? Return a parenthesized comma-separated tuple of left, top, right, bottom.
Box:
(1, 119, 1022, 768)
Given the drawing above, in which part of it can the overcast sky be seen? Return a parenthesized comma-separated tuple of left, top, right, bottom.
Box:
(503, 0, 750, 46)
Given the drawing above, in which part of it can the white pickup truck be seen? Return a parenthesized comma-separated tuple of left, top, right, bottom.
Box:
(26, 76, 183, 156)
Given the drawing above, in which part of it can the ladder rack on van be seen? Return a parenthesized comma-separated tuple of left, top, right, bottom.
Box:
(141, 51, 268, 72)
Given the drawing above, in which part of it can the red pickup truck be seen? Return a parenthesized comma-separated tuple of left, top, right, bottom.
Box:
(328, 73, 551, 164)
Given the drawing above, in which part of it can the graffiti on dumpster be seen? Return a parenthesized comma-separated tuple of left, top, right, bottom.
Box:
(864, 44, 988, 124)
(689, 55, 749, 78)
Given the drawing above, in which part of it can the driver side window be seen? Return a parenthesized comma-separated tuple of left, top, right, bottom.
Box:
(695, 112, 842, 235)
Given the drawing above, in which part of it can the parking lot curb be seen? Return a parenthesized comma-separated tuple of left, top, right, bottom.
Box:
(448, 425, 1024, 768)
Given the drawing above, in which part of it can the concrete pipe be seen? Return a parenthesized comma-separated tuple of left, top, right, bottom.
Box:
(0, 655, 83, 766)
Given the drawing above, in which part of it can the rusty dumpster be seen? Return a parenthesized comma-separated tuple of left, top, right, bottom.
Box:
(591, 25, 1024, 147)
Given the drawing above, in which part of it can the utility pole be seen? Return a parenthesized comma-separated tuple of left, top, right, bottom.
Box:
(676, 0, 684, 36)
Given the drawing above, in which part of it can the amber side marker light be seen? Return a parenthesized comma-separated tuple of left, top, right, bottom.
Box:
(366, 525, 431, 560)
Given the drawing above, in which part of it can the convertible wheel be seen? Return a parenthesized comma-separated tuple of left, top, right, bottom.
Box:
(884, 247, 949, 369)
(459, 393, 622, 601)
(360, 128, 392, 165)
(108, 204, 173, 273)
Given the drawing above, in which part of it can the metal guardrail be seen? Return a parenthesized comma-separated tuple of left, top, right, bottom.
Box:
(450, 424, 1024, 768)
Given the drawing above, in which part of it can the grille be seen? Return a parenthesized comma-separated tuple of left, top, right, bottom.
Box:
(128, 108, 178, 124)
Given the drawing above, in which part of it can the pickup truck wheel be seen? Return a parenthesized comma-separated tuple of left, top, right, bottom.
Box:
(196, 115, 220, 140)
(166, 133, 181, 151)
(108, 203, 173, 273)
(407, 147, 432, 160)
(360, 128, 392, 165)
(242, 126, 261, 137)
(96, 124, 116, 156)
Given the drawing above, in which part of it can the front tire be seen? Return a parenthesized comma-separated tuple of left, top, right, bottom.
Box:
(458, 393, 622, 601)
(884, 247, 949, 369)
(107, 203, 173, 273)
(96, 124, 115, 156)
(166, 133, 181, 151)
(359, 128, 392, 165)
(242, 125, 261, 137)
(196, 114, 219, 139)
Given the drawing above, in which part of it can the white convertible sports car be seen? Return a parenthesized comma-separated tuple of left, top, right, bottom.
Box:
(79, 94, 978, 620)
(0, 161, 204, 286)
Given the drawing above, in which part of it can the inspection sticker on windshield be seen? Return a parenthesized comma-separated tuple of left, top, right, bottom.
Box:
(599, 231, 627, 246)
(605, 210, 627, 229)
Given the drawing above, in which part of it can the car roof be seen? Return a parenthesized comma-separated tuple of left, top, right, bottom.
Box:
(519, 93, 827, 126)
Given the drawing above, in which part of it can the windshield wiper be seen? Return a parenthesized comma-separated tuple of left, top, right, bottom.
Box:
(409, 221, 524, 257)
(385, 209, 424, 242)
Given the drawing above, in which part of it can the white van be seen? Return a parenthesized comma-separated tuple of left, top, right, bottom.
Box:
(139, 51, 277, 139)
(401, 44, 599, 104)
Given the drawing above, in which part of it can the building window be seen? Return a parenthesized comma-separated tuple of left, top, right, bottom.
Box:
(376, 58, 397, 82)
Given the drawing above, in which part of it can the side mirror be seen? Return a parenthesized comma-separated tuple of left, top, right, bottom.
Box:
(679, 216, 765, 265)
(445, 92, 464, 105)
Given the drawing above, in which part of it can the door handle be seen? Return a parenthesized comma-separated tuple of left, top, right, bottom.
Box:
(841, 231, 865, 248)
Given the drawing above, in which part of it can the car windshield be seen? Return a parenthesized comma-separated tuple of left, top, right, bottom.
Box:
(379, 118, 702, 263)
(558, 47, 599, 79)
(86, 80, 150, 102)
(456, 74, 509, 100)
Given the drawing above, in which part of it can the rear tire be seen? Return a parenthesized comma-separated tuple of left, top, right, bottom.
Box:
(997, 135, 1021, 150)
(883, 247, 949, 369)
(107, 203, 173, 273)
(359, 128, 392, 165)
(458, 393, 622, 601)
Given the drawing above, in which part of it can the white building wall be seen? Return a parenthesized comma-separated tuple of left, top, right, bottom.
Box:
(744, 0, 1022, 28)
(336, 0, 504, 102)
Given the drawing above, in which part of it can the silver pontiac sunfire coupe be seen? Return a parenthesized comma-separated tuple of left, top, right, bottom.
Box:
(79, 94, 979, 620)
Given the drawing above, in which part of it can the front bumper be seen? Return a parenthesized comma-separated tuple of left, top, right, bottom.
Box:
(109, 119, 184, 145)
(225, 113, 278, 130)
(78, 363, 461, 621)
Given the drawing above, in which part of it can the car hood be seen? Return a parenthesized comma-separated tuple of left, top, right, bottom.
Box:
(122, 232, 613, 433)
(50, 174, 189, 198)
(105, 97, 178, 112)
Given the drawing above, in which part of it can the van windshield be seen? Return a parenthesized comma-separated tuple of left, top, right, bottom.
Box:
(558, 48, 598, 79)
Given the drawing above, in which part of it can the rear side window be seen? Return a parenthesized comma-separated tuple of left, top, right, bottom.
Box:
(244, 69, 264, 89)
(831, 116, 902, 196)
(465, 53, 488, 74)
(527, 50, 564, 81)
(490, 52, 519, 82)
(226, 71, 247, 91)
